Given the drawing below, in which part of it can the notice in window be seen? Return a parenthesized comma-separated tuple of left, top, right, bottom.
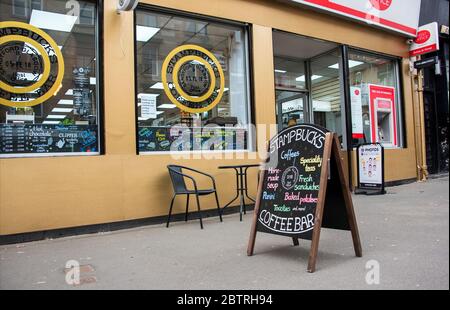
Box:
(350, 86, 363, 139)
(140, 94, 157, 120)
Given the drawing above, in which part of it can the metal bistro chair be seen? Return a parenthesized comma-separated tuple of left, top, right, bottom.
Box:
(166, 165, 223, 229)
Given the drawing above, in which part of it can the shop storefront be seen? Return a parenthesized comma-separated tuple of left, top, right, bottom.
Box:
(0, 0, 421, 237)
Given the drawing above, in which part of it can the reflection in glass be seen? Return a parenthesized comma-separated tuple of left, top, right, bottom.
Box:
(274, 57, 306, 90)
(310, 49, 345, 146)
(276, 90, 305, 131)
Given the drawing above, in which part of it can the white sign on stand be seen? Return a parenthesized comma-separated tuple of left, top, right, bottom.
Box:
(356, 143, 385, 195)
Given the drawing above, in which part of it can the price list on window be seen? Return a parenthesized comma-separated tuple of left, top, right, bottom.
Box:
(138, 126, 247, 152)
(0, 124, 99, 155)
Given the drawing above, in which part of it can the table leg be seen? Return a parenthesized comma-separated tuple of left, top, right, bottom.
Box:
(220, 168, 240, 215)
(221, 193, 239, 215)
(239, 167, 246, 217)
(239, 191, 244, 221)
(244, 167, 256, 203)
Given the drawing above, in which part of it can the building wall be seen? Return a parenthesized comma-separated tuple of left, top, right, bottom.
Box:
(0, 0, 418, 235)
(419, 0, 450, 174)
(419, 0, 449, 26)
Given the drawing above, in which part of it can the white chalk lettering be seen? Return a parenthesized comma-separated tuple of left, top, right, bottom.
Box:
(259, 210, 315, 233)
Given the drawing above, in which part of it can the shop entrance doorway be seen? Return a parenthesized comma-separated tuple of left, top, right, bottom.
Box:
(272, 30, 351, 185)
(272, 31, 344, 137)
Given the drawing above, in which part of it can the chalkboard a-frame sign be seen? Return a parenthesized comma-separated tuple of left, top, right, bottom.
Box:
(247, 124, 362, 273)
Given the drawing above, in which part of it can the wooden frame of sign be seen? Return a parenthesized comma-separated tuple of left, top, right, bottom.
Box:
(247, 125, 362, 273)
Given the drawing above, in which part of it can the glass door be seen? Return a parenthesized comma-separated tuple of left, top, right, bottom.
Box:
(275, 90, 307, 132)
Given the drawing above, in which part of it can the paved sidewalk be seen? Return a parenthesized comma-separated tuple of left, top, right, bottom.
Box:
(0, 176, 448, 290)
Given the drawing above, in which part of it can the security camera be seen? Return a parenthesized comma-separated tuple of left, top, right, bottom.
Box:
(117, 0, 138, 13)
(406, 38, 414, 45)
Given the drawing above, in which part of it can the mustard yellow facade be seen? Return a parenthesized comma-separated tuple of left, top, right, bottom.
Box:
(0, 0, 419, 236)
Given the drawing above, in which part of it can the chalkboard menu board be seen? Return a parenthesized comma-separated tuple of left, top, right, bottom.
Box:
(0, 124, 98, 155)
(248, 124, 362, 273)
(138, 126, 247, 152)
(256, 124, 327, 240)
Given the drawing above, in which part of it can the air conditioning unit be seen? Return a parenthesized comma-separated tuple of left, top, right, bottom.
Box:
(117, 0, 139, 13)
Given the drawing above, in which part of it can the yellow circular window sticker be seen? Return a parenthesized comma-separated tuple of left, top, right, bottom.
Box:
(0, 21, 65, 108)
(161, 45, 225, 114)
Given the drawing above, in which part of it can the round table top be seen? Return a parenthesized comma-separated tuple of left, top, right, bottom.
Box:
(218, 164, 260, 169)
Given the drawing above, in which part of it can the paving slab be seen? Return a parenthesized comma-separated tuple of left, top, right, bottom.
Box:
(0, 176, 448, 290)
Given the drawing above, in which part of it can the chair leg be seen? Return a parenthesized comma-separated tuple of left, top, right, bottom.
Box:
(214, 191, 223, 222)
(185, 194, 190, 222)
(195, 193, 204, 229)
(166, 195, 176, 228)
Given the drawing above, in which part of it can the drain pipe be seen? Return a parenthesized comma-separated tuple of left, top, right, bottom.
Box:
(414, 67, 429, 181)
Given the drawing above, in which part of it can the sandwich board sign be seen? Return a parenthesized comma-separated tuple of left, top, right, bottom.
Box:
(247, 124, 362, 273)
(355, 143, 386, 195)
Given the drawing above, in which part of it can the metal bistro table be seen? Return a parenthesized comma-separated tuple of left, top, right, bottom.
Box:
(218, 164, 260, 221)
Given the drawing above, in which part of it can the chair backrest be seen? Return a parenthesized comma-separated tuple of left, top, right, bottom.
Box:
(167, 165, 188, 193)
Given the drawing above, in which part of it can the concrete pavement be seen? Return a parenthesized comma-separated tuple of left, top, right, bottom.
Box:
(0, 176, 448, 290)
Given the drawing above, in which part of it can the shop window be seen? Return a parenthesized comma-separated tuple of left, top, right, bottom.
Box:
(273, 56, 307, 132)
(310, 49, 346, 148)
(275, 90, 306, 131)
(347, 50, 403, 148)
(272, 31, 346, 147)
(135, 9, 251, 153)
(12, 0, 42, 18)
(0, 0, 100, 157)
(274, 56, 306, 91)
(79, 3, 95, 26)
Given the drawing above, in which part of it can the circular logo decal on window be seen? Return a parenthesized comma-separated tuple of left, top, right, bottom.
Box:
(0, 21, 65, 108)
(161, 44, 225, 114)
(369, 0, 392, 11)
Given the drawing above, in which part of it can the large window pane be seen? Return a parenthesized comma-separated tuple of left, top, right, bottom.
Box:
(348, 50, 402, 148)
(274, 57, 306, 90)
(275, 90, 305, 131)
(135, 10, 251, 153)
(310, 49, 346, 147)
(0, 0, 100, 156)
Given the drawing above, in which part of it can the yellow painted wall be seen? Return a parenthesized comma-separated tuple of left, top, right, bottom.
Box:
(0, 0, 417, 235)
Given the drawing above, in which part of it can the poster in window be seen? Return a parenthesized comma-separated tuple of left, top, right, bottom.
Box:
(139, 94, 157, 119)
(350, 86, 363, 139)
